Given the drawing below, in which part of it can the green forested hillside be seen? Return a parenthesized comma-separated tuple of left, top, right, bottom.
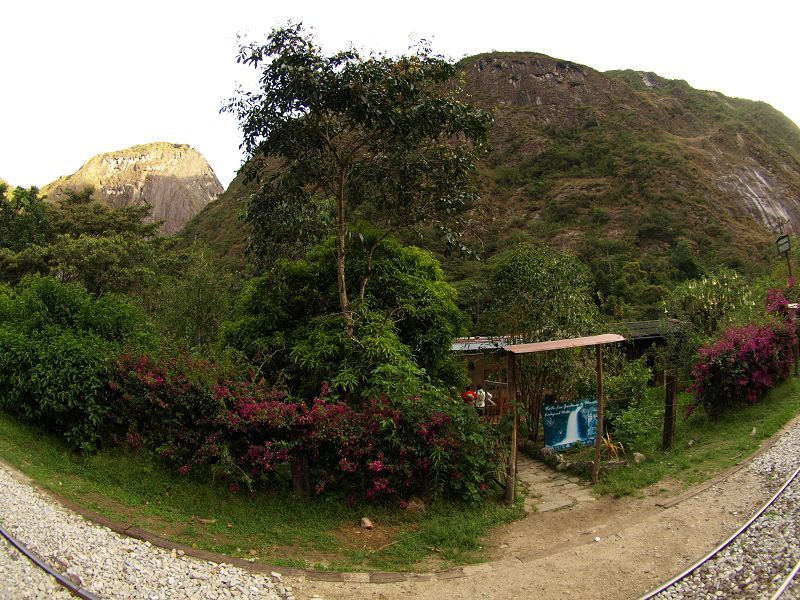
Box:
(181, 52, 800, 322)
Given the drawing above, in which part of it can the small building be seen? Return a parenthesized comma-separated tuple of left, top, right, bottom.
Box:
(614, 320, 678, 358)
(450, 336, 509, 418)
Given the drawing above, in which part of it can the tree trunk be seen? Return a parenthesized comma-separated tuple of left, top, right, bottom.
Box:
(359, 238, 383, 302)
(336, 179, 353, 337)
(290, 452, 311, 500)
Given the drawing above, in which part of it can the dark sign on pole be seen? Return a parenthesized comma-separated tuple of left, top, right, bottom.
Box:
(777, 235, 793, 279)
(777, 234, 791, 255)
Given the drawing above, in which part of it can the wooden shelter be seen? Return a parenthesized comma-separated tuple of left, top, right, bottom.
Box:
(502, 333, 625, 503)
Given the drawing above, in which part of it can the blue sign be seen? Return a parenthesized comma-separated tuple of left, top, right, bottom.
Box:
(543, 398, 598, 452)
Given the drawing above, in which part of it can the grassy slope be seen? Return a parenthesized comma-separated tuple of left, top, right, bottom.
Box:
(594, 376, 800, 496)
(178, 168, 250, 272)
(0, 413, 522, 572)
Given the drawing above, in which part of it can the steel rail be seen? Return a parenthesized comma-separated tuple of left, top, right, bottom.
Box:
(640, 463, 800, 600)
(771, 557, 800, 600)
(0, 522, 100, 599)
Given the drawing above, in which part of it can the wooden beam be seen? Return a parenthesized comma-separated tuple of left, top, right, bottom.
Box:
(505, 352, 518, 505)
(504, 333, 625, 355)
(592, 345, 604, 485)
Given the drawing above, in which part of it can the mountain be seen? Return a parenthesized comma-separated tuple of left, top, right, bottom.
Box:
(182, 52, 800, 317)
(42, 142, 223, 235)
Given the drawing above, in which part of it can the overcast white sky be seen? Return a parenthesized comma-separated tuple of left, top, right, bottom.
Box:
(2, 0, 798, 189)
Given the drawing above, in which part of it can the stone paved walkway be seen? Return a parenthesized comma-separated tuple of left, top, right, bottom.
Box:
(516, 453, 596, 512)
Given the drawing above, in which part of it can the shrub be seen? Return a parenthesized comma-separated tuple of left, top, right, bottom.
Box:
(604, 355, 652, 421)
(222, 232, 467, 398)
(691, 320, 795, 420)
(663, 269, 755, 340)
(108, 353, 231, 462)
(0, 276, 153, 451)
(0, 324, 115, 451)
(303, 389, 503, 502)
(109, 353, 502, 502)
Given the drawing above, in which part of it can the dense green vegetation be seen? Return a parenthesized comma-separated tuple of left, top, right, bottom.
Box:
(0, 276, 153, 450)
(222, 230, 467, 398)
(184, 51, 800, 324)
(0, 184, 169, 293)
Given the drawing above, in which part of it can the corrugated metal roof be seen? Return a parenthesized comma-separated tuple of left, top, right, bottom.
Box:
(450, 337, 507, 352)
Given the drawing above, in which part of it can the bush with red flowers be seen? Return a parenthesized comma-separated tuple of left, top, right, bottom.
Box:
(108, 354, 503, 502)
(691, 319, 796, 420)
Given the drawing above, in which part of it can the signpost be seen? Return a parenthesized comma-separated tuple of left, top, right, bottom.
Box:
(502, 333, 625, 501)
(777, 234, 792, 278)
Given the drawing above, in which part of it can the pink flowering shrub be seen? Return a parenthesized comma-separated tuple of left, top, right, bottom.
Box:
(766, 288, 790, 318)
(691, 320, 796, 420)
(108, 354, 501, 502)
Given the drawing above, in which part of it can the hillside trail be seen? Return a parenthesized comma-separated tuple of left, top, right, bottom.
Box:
(286, 452, 774, 600)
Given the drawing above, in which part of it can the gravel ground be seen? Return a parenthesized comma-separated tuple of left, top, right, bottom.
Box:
(654, 421, 800, 599)
(3, 420, 800, 600)
(0, 465, 291, 600)
(0, 534, 72, 600)
(784, 568, 800, 600)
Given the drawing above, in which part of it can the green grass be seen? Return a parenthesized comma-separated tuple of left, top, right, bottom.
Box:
(593, 376, 800, 496)
(0, 413, 523, 572)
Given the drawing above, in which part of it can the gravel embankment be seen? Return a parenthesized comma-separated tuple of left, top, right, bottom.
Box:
(783, 570, 800, 600)
(0, 465, 293, 600)
(0, 534, 73, 600)
(655, 420, 800, 599)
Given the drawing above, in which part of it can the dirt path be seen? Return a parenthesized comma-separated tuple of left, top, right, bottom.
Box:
(285, 458, 775, 600)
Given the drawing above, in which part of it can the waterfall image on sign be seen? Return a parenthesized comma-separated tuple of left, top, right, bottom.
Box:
(543, 398, 598, 452)
(560, 404, 585, 446)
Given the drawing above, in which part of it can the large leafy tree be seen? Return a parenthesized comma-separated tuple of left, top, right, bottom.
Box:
(223, 24, 490, 334)
(222, 231, 467, 398)
(482, 245, 600, 440)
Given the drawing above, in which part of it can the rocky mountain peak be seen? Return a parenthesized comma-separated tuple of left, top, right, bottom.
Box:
(42, 142, 223, 235)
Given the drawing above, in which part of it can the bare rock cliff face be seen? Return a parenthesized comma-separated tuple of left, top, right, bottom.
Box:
(43, 142, 223, 234)
(462, 53, 800, 235)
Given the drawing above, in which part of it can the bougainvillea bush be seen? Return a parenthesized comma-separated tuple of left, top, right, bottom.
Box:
(109, 354, 503, 503)
(691, 320, 796, 420)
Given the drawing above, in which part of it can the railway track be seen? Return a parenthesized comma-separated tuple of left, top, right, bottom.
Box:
(771, 557, 800, 599)
(642, 464, 800, 599)
(0, 521, 99, 599)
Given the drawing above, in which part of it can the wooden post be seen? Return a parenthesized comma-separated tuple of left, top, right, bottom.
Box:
(786, 251, 793, 280)
(662, 371, 677, 450)
(795, 341, 799, 377)
(290, 453, 311, 500)
(592, 345, 604, 485)
(505, 352, 518, 505)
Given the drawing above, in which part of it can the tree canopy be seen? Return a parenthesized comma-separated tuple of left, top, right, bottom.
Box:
(0, 186, 173, 295)
(222, 231, 467, 399)
(483, 245, 600, 440)
(223, 23, 490, 334)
